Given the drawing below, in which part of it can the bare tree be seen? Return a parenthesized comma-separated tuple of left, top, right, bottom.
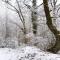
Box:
(43, 0, 60, 53)
(2, 0, 28, 43)
(23, 0, 43, 35)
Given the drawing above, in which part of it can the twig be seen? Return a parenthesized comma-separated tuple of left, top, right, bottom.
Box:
(3, 0, 19, 12)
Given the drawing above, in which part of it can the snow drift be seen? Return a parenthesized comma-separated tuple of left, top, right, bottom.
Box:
(0, 46, 60, 60)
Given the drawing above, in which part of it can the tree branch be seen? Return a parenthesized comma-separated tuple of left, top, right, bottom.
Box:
(3, 0, 19, 12)
(7, 7, 17, 12)
(16, 0, 26, 34)
(35, 3, 43, 9)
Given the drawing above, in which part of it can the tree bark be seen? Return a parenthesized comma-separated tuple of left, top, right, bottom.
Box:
(43, 0, 60, 53)
(32, 0, 37, 35)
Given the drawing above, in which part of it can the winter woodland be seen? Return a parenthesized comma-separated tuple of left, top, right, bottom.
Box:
(0, 0, 60, 60)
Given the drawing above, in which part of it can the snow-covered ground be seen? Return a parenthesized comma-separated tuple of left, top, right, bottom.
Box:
(0, 46, 60, 60)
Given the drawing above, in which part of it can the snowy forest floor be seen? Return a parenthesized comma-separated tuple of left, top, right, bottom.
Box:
(0, 46, 60, 60)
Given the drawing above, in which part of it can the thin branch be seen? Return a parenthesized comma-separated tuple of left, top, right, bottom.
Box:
(4, 0, 25, 24)
(50, 0, 53, 7)
(16, 0, 26, 34)
(35, 3, 43, 9)
(57, 7, 60, 13)
(16, 0, 25, 22)
(3, 0, 24, 23)
(23, 0, 32, 9)
(54, 0, 57, 5)
(16, 0, 25, 28)
(3, 0, 19, 12)
(23, 0, 43, 9)
(49, 0, 57, 8)
(7, 7, 17, 12)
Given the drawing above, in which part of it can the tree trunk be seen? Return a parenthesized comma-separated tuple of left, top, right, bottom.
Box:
(43, 0, 60, 53)
(32, 0, 37, 35)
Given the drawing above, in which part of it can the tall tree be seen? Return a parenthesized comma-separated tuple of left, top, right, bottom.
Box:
(43, 0, 60, 53)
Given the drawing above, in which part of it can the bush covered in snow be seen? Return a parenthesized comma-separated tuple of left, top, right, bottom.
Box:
(25, 33, 56, 51)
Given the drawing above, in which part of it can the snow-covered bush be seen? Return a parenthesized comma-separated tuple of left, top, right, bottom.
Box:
(28, 37, 49, 50)
(25, 33, 56, 51)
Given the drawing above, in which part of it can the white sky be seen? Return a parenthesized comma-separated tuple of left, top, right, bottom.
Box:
(56, 0, 60, 5)
(37, 0, 60, 5)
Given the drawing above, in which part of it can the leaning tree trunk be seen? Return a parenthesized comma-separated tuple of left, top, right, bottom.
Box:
(32, 0, 37, 35)
(43, 0, 60, 53)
